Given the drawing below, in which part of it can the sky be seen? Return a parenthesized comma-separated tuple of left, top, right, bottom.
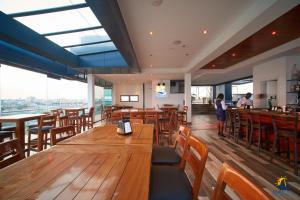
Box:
(0, 64, 89, 99)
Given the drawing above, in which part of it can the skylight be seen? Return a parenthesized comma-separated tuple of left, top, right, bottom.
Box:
(0, 0, 118, 56)
(66, 41, 117, 55)
(46, 29, 110, 47)
(0, 0, 85, 14)
(14, 7, 100, 34)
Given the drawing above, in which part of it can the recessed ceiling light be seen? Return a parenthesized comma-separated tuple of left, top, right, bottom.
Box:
(149, 31, 153, 35)
(150, 54, 153, 57)
(203, 30, 208, 34)
(271, 31, 277, 36)
(232, 53, 236, 57)
(211, 64, 216, 68)
(150, 64, 153, 67)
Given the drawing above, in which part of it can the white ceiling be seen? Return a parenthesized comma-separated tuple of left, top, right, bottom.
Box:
(105, 0, 300, 84)
(118, 0, 255, 69)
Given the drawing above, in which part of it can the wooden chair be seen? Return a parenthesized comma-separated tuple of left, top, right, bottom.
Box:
(130, 119, 144, 125)
(65, 109, 82, 133)
(0, 131, 13, 143)
(152, 126, 190, 165)
(150, 135, 208, 200)
(0, 139, 25, 169)
(81, 107, 95, 131)
(272, 113, 299, 174)
(212, 162, 274, 200)
(159, 111, 176, 145)
(130, 111, 144, 120)
(145, 111, 159, 144)
(109, 112, 122, 124)
(177, 105, 188, 126)
(50, 125, 76, 146)
(27, 115, 56, 156)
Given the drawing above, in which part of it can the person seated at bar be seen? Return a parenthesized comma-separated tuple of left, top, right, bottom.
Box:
(215, 93, 227, 137)
(237, 92, 252, 108)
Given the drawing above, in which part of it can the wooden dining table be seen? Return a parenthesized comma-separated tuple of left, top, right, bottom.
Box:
(0, 113, 45, 150)
(112, 109, 163, 145)
(0, 124, 154, 200)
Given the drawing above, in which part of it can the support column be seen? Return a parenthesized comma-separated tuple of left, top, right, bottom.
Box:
(184, 73, 192, 123)
(224, 82, 232, 104)
(87, 74, 95, 111)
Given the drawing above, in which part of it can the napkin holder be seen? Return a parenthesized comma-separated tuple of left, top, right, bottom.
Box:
(117, 119, 132, 135)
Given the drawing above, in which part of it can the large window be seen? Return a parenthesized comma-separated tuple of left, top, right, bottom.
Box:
(0, 64, 87, 116)
(191, 86, 213, 104)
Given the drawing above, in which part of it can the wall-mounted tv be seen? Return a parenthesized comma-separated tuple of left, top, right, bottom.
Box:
(170, 80, 184, 93)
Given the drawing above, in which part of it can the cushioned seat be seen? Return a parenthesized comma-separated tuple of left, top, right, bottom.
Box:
(151, 146, 181, 165)
(149, 165, 192, 200)
(29, 125, 53, 132)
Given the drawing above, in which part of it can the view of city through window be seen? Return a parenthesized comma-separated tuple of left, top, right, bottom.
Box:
(0, 64, 112, 121)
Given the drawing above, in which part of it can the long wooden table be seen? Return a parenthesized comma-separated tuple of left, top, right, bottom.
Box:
(0, 114, 45, 150)
(0, 124, 154, 200)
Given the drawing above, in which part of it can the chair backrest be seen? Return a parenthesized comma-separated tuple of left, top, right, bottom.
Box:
(65, 110, 79, 117)
(212, 162, 274, 200)
(0, 139, 24, 169)
(50, 125, 76, 146)
(39, 115, 56, 129)
(88, 107, 95, 117)
(145, 111, 158, 120)
(130, 111, 145, 120)
(183, 105, 188, 112)
(179, 135, 208, 200)
(110, 112, 123, 122)
(174, 126, 190, 153)
(130, 119, 144, 125)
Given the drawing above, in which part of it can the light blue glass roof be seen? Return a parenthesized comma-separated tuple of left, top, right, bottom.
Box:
(0, 0, 85, 14)
(0, 0, 117, 56)
(46, 29, 110, 47)
(66, 41, 117, 55)
(14, 7, 100, 34)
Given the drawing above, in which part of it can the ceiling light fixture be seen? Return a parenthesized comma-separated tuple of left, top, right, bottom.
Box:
(149, 31, 153, 35)
(203, 30, 208, 34)
(211, 64, 216, 68)
(232, 53, 236, 57)
(150, 64, 153, 67)
(271, 31, 277, 36)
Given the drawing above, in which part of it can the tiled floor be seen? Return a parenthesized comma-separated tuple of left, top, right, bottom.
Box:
(191, 114, 300, 200)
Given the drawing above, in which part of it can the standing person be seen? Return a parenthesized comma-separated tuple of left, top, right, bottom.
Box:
(215, 93, 227, 137)
(237, 92, 252, 108)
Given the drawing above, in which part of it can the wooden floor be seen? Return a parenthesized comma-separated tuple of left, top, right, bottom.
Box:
(191, 114, 300, 200)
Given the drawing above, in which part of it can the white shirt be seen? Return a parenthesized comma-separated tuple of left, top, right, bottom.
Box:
(214, 100, 227, 110)
(237, 97, 252, 108)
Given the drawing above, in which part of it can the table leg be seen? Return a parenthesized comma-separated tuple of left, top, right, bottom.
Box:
(16, 120, 25, 152)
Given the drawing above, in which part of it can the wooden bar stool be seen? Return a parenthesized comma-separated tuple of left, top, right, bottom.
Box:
(272, 113, 299, 174)
(27, 115, 56, 156)
(212, 162, 274, 200)
(234, 109, 249, 144)
(225, 109, 235, 139)
(65, 110, 82, 133)
(159, 111, 176, 145)
(177, 106, 188, 126)
(81, 107, 95, 131)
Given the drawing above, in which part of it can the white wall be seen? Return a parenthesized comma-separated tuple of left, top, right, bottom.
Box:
(151, 80, 185, 109)
(253, 57, 287, 108)
(113, 82, 143, 108)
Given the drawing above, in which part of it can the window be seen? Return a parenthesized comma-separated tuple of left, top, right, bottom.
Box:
(120, 95, 129, 102)
(129, 95, 139, 102)
(120, 95, 139, 102)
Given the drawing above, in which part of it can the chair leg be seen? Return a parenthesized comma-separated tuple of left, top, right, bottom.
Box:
(294, 136, 298, 175)
(27, 131, 31, 157)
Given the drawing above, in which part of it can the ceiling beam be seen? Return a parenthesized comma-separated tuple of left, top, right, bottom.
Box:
(86, 0, 140, 72)
(62, 39, 112, 48)
(77, 49, 118, 56)
(42, 26, 102, 36)
(0, 11, 78, 67)
(8, 3, 88, 18)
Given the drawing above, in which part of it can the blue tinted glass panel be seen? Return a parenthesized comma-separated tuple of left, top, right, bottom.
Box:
(46, 29, 110, 46)
(66, 42, 117, 55)
(0, 0, 85, 14)
(14, 7, 99, 34)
